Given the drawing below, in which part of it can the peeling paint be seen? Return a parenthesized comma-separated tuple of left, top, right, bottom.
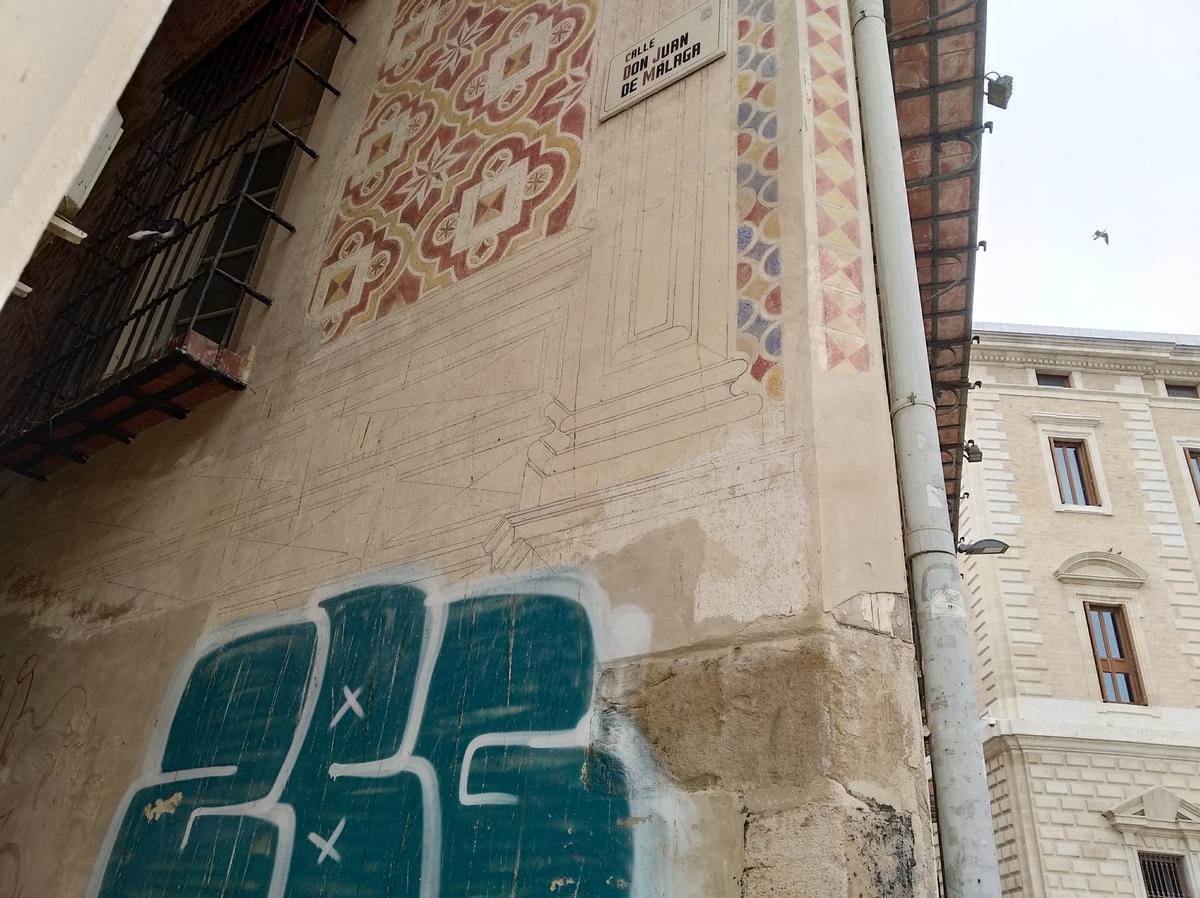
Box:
(616, 815, 651, 827)
(141, 792, 182, 822)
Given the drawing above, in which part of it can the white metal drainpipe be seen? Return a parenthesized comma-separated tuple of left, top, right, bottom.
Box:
(846, 1, 1003, 896)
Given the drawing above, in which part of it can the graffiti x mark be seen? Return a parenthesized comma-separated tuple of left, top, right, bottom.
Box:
(307, 818, 346, 864)
(328, 686, 364, 729)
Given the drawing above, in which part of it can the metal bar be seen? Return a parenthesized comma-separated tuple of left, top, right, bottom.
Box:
(893, 75, 983, 101)
(187, 306, 241, 325)
(97, 424, 135, 444)
(34, 440, 88, 464)
(212, 266, 274, 306)
(270, 120, 318, 159)
(242, 193, 296, 233)
(886, 21, 979, 48)
(127, 391, 188, 419)
(4, 465, 49, 482)
(295, 57, 341, 96)
(314, 3, 357, 43)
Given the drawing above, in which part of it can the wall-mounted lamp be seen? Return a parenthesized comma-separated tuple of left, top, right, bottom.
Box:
(957, 538, 1009, 556)
(963, 439, 983, 463)
(985, 72, 1014, 109)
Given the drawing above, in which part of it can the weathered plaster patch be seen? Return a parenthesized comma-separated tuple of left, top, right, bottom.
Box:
(832, 591, 912, 641)
(603, 627, 926, 812)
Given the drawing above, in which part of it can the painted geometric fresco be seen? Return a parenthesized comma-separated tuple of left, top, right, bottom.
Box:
(313, 0, 596, 341)
(806, 0, 871, 373)
(735, 0, 785, 400)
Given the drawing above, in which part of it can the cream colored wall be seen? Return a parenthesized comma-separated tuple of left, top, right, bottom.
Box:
(0, 1, 932, 896)
(987, 738, 1200, 898)
(1151, 400, 1200, 569)
(963, 356, 1200, 724)
(965, 332, 1200, 897)
(0, 0, 171, 301)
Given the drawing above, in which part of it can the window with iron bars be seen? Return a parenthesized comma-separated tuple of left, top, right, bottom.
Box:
(3, 0, 353, 440)
(1140, 853, 1192, 898)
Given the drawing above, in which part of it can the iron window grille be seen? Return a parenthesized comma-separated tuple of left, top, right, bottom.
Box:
(3, 0, 354, 438)
(1140, 853, 1192, 898)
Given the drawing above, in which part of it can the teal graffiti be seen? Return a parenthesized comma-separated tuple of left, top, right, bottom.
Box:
(89, 574, 635, 898)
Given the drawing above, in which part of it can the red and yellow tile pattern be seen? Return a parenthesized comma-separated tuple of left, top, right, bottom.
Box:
(314, 0, 596, 341)
(806, 0, 870, 373)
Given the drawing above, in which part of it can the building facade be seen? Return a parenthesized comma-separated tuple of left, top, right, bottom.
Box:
(961, 324, 1200, 897)
(0, 0, 1000, 896)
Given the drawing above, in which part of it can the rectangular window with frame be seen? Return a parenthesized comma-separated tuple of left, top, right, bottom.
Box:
(1167, 383, 1199, 399)
(1189, 448, 1200, 503)
(1140, 852, 1191, 897)
(1036, 371, 1072, 388)
(1051, 438, 1101, 506)
(1086, 603, 1145, 705)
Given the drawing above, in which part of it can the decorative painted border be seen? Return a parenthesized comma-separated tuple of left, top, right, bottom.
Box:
(734, 0, 784, 400)
(806, 0, 870, 373)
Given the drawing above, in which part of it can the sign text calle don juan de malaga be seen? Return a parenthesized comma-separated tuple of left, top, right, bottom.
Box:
(599, 0, 729, 121)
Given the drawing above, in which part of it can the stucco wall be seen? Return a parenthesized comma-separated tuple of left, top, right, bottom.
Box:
(0, 1, 933, 896)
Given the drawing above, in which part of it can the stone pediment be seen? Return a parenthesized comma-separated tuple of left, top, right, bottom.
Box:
(1053, 552, 1149, 588)
(1104, 787, 1200, 836)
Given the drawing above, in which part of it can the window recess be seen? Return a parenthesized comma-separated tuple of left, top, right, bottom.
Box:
(1085, 603, 1145, 705)
(1051, 437, 1101, 507)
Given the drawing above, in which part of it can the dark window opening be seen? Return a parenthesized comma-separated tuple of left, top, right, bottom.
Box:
(1086, 603, 1145, 705)
(1188, 449, 1200, 504)
(1036, 371, 1072, 388)
(1051, 438, 1101, 507)
(3, 0, 354, 440)
(1140, 853, 1191, 898)
(1167, 383, 1199, 399)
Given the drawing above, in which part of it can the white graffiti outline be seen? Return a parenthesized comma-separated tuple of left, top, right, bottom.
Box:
(83, 608, 330, 898)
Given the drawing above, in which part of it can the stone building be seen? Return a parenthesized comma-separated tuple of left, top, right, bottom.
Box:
(0, 1, 992, 896)
(961, 324, 1200, 897)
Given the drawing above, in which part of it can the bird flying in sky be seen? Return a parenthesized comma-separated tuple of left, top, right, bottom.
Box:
(1092, 229, 1109, 245)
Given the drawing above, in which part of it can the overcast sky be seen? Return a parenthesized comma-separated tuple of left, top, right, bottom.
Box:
(974, 0, 1200, 336)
